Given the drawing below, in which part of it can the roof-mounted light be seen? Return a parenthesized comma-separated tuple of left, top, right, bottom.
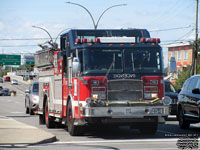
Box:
(140, 37, 161, 43)
(95, 37, 100, 43)
(97, 37, 135, 43)
(140, 37, 146, 43)
(82, 38, 87, 43)
(75, 38, 81, 44)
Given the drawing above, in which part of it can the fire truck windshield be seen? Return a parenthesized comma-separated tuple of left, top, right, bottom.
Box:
(124, 49, 162, 73)
(81, 49, 123, 74)
(79, 48, 162, 74)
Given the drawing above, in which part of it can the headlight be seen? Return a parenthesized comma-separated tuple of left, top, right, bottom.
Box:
(162, 96, 172, 106)
(32, 95, 39, 103)
(144, 93, 158, 99)
(92, 94, 99, 100)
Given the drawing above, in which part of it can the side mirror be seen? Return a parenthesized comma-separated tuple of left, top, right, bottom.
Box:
(25, 90, 30, 94)
(72, 57, 80, 74)
(192, 88, 200, 94)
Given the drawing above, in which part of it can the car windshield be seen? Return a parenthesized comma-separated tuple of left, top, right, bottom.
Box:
(33, 83, 39, 93)
(79, 48, 162, 74)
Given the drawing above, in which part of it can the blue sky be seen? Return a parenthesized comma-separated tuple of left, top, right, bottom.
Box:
(0, 0, 196, 66)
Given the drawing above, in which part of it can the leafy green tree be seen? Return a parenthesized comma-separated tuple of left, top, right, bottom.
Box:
(174, 66, 191, 90)
(174, 64, 200, 90)
(164, 67, 168, 76)
(0, 70, 9, 77)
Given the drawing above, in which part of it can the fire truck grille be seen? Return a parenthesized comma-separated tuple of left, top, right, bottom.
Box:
(107, 79, 143, 101)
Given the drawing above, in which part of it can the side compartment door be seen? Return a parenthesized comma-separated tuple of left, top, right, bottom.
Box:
(54, 57, 63, 115)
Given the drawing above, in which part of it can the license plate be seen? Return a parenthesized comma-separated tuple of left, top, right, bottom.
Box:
(150, 108, 163, 114)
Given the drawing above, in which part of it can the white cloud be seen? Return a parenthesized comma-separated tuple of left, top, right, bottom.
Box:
(0, 22, 5, 31)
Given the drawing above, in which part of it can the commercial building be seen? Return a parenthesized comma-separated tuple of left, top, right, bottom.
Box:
(167, 42, 193, 81)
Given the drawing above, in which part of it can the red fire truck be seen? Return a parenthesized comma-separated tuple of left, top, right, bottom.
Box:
(35, 29, 170, 136)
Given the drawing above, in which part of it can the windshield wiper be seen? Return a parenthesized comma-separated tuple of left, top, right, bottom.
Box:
(131, 53, 135, 71)
(103, 54, 115, 82)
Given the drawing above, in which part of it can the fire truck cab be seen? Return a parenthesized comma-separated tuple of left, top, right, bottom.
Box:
(36, 29, 170, 136)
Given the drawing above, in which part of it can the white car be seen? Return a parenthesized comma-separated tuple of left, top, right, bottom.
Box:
(25, 81, 39, 115)
(11, 79, 18, 85)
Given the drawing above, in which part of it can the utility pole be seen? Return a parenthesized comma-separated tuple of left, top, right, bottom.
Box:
(194, 0, 199, 75)
(192, 0, 199, 75)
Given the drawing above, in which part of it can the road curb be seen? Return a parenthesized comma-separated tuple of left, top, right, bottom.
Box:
(0, 116, 57, 148)
(30, 135, 57, 146)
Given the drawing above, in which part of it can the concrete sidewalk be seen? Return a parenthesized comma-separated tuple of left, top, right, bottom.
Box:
(0, 116, 56, 148)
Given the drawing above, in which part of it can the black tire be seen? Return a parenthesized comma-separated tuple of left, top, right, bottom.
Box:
(45, 100, 55, 128)
(67, 100, 84, 136)
(25, 100, 29, 114)
(39, 114, 45, 125)
(26, 107, 29, 114)
(178, 108, 190, 129)
(139, 122, 158, 135)
(29, 102, 34, 115)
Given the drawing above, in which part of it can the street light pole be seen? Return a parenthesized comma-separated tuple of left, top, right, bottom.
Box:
(66, 2, 96, 29)
(66, 2, 127, 29)
(194, 0, 199, 75)
(95, 4, 127, 29)
(32, 25, 59, 50)
(54, 27, 75, 43)
(32, 26, 53, 42)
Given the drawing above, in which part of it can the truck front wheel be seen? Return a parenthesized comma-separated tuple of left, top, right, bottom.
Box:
(67, 100, 84, 136)
(29, 101, 34, 115)
(45, 100, 55, 128)
(39, 114, 45, 125)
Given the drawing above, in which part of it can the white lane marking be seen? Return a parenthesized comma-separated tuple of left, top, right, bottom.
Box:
(53, 138, 178, 145)
(10, 112, 25, 114)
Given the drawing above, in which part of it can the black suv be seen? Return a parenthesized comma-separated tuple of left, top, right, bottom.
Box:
(164, 80, 178, 115)
(177, 75, 200, 129)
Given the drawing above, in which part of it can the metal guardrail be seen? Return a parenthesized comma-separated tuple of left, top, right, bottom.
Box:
(15, 71, 38, 76)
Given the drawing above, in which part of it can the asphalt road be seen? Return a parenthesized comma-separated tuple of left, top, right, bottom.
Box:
(0, 81, 200, 150)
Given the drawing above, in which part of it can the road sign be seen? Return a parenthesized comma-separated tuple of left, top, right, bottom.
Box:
(0, 54, 21, 65)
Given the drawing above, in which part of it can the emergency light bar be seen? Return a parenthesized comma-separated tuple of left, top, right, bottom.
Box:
(140, 37, 160, 43)
(75, 37, 160, 45)
(98, 37, 136, 43)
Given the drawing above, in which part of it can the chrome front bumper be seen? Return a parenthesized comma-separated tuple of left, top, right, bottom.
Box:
(82, 106, 169, 118)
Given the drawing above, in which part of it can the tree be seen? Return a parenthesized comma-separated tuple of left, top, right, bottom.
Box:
(174, 66, 191, 90)
(174, 64, 200, 90)
(164, 67, 168, 76)
(0, 70, 9, 77)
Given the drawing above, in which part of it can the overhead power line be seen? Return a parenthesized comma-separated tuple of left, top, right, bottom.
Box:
(149, 25, 193, 32)
(0, 38, 53, 41)
(161, 29, 195, 46)
(0, 45, 38, 47)
(0, 25, 194, 41)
